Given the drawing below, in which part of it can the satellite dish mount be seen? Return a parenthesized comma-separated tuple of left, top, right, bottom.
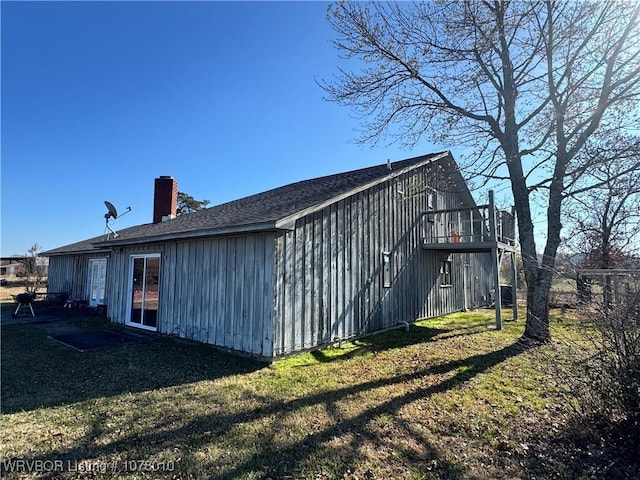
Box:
(104, 200, 131, 240)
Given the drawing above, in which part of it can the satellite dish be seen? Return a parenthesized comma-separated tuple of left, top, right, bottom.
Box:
(103, 200, 132, 240)
(104, 201, 118, 220)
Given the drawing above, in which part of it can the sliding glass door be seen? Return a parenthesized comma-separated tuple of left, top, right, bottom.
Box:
(127, 254, 160, 330)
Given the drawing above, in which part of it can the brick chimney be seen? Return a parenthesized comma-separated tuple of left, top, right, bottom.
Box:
(153, 176, 178, 223)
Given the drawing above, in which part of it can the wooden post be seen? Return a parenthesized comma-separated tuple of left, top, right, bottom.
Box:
(511, 251, 518, 321)
(510, 206, 518, 321)
(469, 209, 473, 242)
(488, 191, 497, 242)
(463, 263, 468, 311)
(492, 246, 503, 330)
(488, 191, 502, 330)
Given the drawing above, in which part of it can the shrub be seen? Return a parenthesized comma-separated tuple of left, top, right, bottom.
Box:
(585, 291, 640, 427)
(549, 290, 640, 475)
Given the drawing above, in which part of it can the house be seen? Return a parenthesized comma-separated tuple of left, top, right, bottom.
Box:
(1, 257, 26, 277)
(0, 256, 48, 278)
(42, 152, 516, 360)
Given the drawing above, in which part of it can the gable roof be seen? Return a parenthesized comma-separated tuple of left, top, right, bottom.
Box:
(43, 151, 469, 256)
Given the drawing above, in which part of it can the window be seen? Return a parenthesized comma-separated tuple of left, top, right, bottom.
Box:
(440, 260, 452, 287)
(382, 252, 392, 288)
(427, 191, 436, 210)
(427, 190, 437, 222)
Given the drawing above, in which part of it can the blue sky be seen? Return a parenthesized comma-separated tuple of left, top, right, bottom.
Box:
(2, 1, 470, 256)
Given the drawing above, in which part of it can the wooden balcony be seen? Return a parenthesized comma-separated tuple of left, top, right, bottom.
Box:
(421, 191, 516, 253)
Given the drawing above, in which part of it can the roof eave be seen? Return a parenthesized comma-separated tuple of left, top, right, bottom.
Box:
(42, 248, 112, 257)
(275, 151, 452, 230)
(92, 221, 282, 248)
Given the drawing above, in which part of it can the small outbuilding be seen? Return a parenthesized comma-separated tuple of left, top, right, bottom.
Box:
(43, 152, 515, 360)
(576, 268, 640, 305)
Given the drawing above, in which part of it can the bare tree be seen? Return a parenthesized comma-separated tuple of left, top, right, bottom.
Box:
(322, 1, 640, 342)
(564, 142, 640, 269)
(22, 243, 47, 294)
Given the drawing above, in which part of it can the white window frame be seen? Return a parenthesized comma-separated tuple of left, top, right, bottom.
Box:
(382, 251, 392, 288)
(87, 258, 108, 306)
(126, 253, 161, 331)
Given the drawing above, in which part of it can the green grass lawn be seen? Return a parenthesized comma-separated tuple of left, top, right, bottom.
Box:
(0, 308, 596, 479)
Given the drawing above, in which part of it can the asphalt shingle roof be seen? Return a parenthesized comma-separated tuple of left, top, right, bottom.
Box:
(43, 152, 450, 255)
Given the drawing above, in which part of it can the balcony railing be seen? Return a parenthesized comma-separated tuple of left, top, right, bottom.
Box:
(420, 192, 515, 248)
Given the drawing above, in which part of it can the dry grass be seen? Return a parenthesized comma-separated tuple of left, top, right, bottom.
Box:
(0, 308, 606, 479)
(0, 278, 29, 302)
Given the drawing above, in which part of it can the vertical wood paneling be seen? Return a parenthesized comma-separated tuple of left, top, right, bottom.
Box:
(351, 193, 362, 334)
(92, 235, 276, 357)
(330, 203, 338, 340)
(370, 187, 379, 330)
(207, 239, 218, 345)
(271, 162, 498, 357)
(244, 235, 255, 353)
(165, 242, 177, 334)
(365, 191, 374, 326)
(47, 253, 107, 302)
(217, 237, 228, 346)
(177, 242, 188, 338)
(343, 200, 354, 336)
(50, 162, 497, 360)
(303, 218, 314, 348)
(284, 231, 295, 350)
(294, 225, 305, 348)
(238, 235, 251, 352)
(194, 240, 205, 340)
(313, 211, 324, 344)
(227, 237, 238, 350)
(251, 236, 262, 352)
(321, 209, 330, 343)
(274, 232, 285, 354)
(360, 192, 370, 332)
(336, 201, 345, 339)
(262, 234, 275, 358)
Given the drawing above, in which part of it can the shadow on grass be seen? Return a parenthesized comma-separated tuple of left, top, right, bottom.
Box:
(3, 336, 530, 479)
(309, 319, 494, 364)
(2, 315, 490, 414)
(0, 321, 263, 414)
(309, 323, 450, 364)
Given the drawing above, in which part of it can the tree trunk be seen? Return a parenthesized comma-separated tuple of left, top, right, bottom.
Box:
(523, 265, 553, 342)
(493, 5, 555, 343)
(521, 173, 565, 343)
(507, 156, 553, 342)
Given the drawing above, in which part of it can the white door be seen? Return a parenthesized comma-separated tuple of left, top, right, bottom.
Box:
(88, 258, 107, 306)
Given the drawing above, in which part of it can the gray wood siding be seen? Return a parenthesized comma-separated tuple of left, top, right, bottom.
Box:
(46, 163, 496, 360)
(105, 234, 275, 358)
(272, 164, 493, 356)
(47, 253, 106, 301)
(467, 252, 495, 308)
